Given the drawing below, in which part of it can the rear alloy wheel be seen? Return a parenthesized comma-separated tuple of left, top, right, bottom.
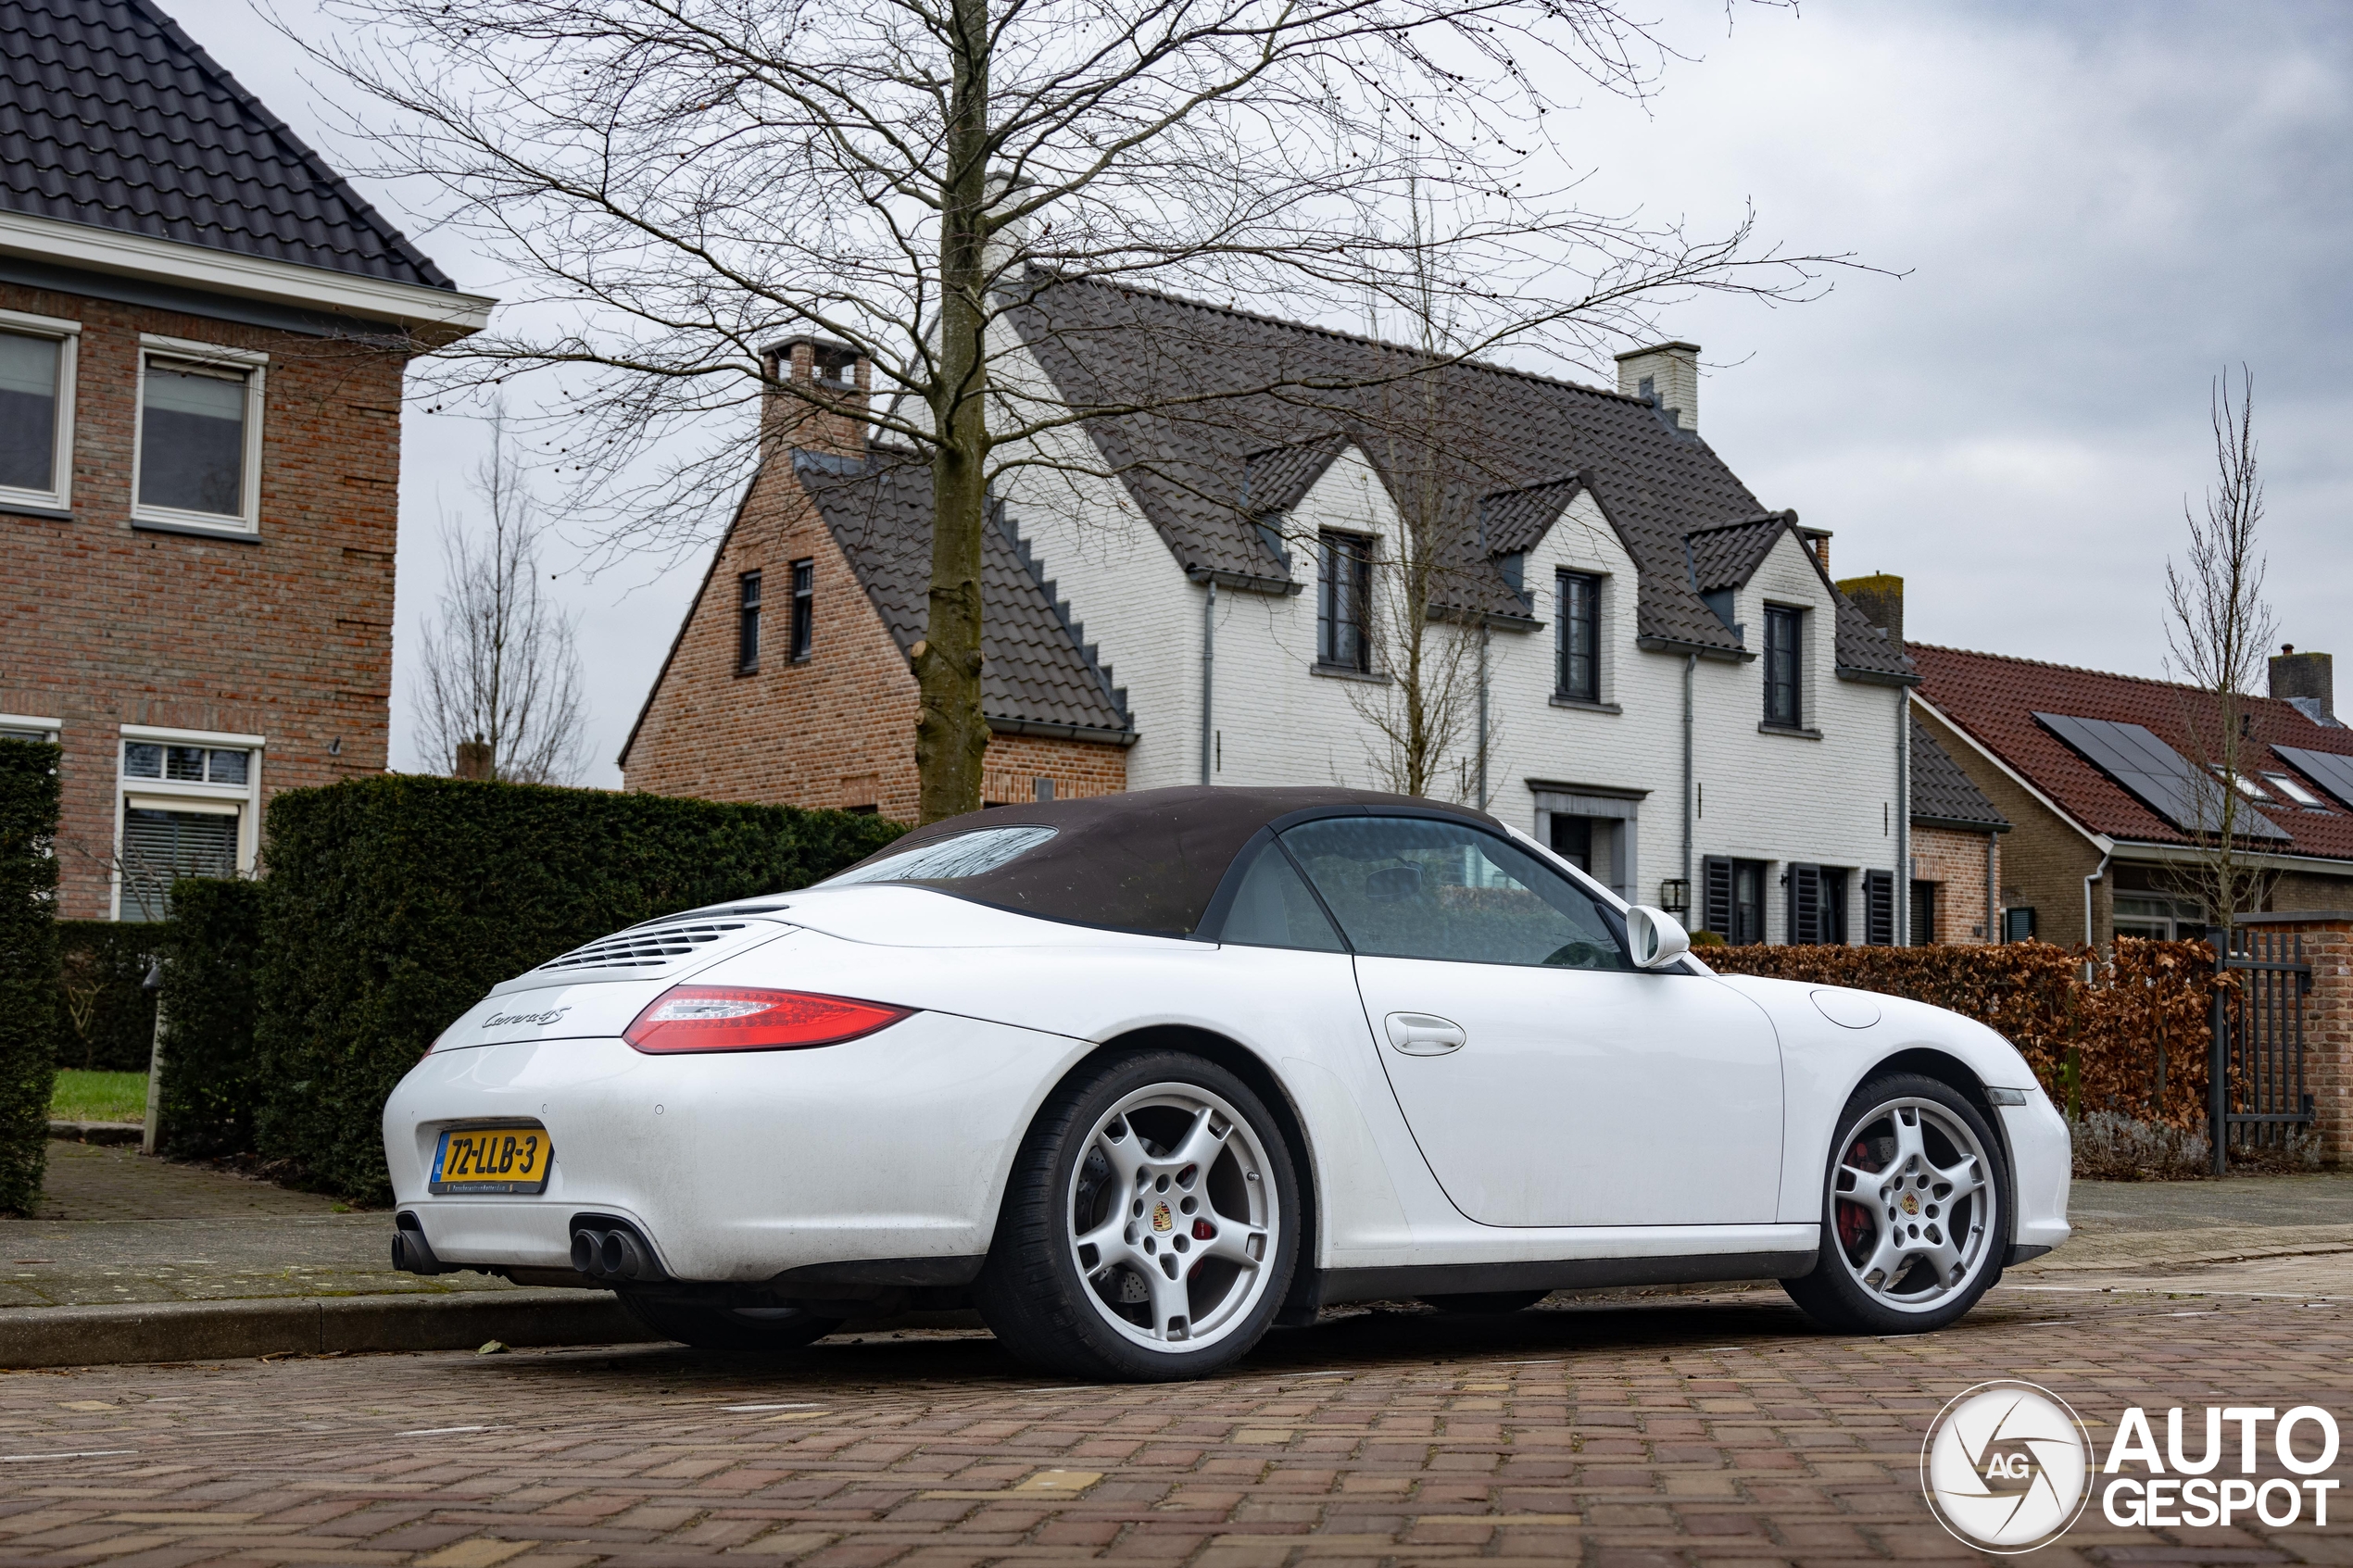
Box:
(1782, 1072, 2009, 1335)
(617, 1295, 843, 1351)
(976, 1051, 1299, 1380)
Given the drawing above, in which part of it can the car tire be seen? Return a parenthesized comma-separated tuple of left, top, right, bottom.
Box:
(975, 1049, 1301, 1382)
(1781, 1071, 2012, 1336)
(617, 1294, 844, 1352)
(1422, 1290, 1551, 1315)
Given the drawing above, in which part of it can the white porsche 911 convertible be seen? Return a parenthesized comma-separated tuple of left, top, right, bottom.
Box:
(384, 785, 2070, 1380)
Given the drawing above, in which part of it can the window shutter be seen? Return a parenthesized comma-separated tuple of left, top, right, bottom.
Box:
(1702, 857, 1733, 939)
(1789, 863, 1822, 945)
(1865, 869, 1895, 946)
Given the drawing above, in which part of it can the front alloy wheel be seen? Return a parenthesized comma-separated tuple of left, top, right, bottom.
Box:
(977, 1051, 1299, 1380)
(1783, 1073, 2009, 1335)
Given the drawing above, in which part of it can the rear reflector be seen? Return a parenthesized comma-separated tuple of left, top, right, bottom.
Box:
(623, 986, 913, 1054)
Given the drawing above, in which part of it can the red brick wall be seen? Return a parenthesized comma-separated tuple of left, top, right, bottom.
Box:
(0, 280, 410, 919)
(2237, 915, 2353, 1164)
(1912, 824, 1999, 944)
(622, 350, 1126, 819)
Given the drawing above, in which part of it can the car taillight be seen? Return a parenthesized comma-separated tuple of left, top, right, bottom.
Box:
(623, 986, 913, 1054)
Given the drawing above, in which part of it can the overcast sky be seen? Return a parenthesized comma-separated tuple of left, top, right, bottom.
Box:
(170, 0, 2353, 786)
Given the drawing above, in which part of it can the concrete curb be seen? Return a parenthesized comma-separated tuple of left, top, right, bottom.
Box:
(0, 1289, 659, 1370)
(48, 1121, 143, 1146)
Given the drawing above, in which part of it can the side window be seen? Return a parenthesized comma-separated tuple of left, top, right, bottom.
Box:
(1281, 816, 1630, 970)
(790, 558, 814, 659)
(1214, 840, 1344, 952)
(135, 344, 265, 532)
(736, 570, 761, 672)
(0, 315, 77, 512)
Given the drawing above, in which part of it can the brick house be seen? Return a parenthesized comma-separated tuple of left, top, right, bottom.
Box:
(0, 0, 490, 919)
(620, 340, 1135, 818)
(628, 282, 1935, 944)
(1909, 634, 2353, 947)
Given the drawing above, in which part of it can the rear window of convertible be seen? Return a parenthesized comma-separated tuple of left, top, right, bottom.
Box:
(825, 826, 1060, 884)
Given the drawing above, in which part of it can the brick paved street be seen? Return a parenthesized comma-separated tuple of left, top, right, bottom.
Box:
(2, 1281, 2350, 1565)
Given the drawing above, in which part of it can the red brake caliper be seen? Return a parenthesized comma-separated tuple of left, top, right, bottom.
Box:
(1836, 1140, 1873, 1252)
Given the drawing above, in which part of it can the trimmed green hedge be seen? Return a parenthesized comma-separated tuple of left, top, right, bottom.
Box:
(253, 776, 904, 1201)
(56, 921, 163, 1072)
(158, 878, 264, 1159)
(0, 738, 61, 1212)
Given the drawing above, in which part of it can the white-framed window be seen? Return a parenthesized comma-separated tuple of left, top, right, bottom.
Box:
(132, 334, 267, 535)
(0, 713, 61, 744)
(113, 723, 264, 922)
(0, 307, 80, 516)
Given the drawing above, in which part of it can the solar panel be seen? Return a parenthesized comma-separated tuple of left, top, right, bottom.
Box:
(2032, 712, 2291, 840)
(2274, 745, 2353, 813)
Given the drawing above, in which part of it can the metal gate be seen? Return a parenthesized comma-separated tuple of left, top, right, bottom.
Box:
(2211, 928, 2313, 1173)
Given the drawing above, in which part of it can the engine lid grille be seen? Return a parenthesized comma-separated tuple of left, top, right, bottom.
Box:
(535, 919, 751, 974)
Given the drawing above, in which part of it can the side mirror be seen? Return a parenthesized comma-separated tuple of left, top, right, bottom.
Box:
(1625, 905, 1692, 971)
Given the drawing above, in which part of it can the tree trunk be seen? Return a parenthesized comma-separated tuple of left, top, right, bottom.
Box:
(915, 0, 992, 824)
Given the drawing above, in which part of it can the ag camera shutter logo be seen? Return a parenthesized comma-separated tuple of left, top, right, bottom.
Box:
(1921, 1380, 2094, 1552)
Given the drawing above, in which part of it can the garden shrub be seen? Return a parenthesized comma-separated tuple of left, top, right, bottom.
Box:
(253, 775, 904, 1201)
(54, 921, 164, 1072)
(1704, 937, 2228, 1132)
(0, 738, 61, 1212)
(158, 877, 265, 1159)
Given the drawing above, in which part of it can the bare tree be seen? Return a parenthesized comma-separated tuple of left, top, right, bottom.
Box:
(415, 415, 590, 785)
(308, 0, 1852, 820)
(2163, 368, 2278, 947)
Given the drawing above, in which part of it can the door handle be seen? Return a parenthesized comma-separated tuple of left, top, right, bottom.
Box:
(1384, 1011, 1466, 1056)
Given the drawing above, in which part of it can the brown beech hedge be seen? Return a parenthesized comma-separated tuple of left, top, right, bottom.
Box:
(1705, 937, 2223, 1129)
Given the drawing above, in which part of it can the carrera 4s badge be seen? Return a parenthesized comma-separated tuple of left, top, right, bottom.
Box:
(483, 1006, 573, 1029)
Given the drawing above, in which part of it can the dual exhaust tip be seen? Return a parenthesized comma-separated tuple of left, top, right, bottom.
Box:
(572, 1225, 662, 1282)
(392, 1212, 665, 1282)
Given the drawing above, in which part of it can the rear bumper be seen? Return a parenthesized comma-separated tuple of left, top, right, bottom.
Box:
(382, 1012, 1087, 1283)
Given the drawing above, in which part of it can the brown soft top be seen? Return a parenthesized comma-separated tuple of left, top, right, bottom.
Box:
(828, 784, 1496, 937)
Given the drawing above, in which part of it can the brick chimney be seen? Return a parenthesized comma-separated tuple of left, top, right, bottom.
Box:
(760, 336, 870, 462)
(1615, 341, 1700, 433)
(2271, 644, 2337, 725)
(454, 734, 494, 781)
(1837, 572, 1904, 651)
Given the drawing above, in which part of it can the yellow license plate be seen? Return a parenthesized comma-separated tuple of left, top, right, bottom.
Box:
(430, 1125, 552, 1194)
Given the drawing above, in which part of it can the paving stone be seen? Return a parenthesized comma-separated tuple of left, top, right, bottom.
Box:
(0, 1285, 2346, 1562)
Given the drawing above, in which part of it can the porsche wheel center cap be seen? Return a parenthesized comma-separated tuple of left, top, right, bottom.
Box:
(1901, 1192, 1920, 1216)
(1151, 1201, 1174, 1234)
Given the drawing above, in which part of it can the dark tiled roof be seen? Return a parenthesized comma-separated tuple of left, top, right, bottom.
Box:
(1239, 434, 1346, 516)
(1912, 643, 2353, 862)
(0, 0, 455, 289)
(796, 450, 1132, 740)
(1477, 476, 1584, 558)
(1909, 712, 2007, 831)
(1009, 274, 1910, 680)
(1684, 514, 1791, 593)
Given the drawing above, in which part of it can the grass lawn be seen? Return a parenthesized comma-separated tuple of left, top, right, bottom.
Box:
(52, 1069, 147, 1124)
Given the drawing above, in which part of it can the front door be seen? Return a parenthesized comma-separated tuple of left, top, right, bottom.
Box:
(1281, 815, 1785, 1229)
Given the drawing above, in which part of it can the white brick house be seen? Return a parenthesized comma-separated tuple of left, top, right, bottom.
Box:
(976, 278, 1919, 945)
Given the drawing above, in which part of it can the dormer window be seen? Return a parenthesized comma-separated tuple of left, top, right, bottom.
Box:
(1556, 571, 1601, 703)
(1763, 606, 1803, 728)
(1315, 532, 1372, 673)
